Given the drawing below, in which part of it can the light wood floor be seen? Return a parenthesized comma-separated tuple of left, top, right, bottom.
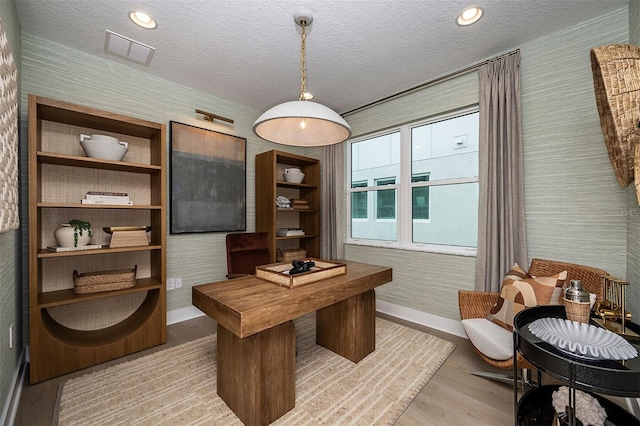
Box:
(13, 312, 623, 426)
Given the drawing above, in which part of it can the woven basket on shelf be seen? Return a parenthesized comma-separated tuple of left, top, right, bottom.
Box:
(73, 265, 137, 294)
(590, 44, 640, 188)
(563, 297, 591, 323)
(276, 248, 307, 262)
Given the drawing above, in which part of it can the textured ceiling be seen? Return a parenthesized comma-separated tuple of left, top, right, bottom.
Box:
(15, 0, 629, 114)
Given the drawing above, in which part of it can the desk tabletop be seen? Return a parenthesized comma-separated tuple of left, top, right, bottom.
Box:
(192, 260, 392, 338)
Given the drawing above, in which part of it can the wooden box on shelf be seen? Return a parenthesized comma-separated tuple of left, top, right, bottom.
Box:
(109, 230, 148, 247)
(104, 226, 151, 248)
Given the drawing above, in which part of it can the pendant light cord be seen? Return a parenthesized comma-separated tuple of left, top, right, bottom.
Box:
(299, 20, 307, 101)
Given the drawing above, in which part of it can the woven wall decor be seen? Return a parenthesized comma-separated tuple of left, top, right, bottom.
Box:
(590, 44, 640, 188)
(636, 144, 640, 205)
(0, 18, 19, 233)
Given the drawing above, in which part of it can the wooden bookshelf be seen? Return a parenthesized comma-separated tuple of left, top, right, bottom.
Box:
(255, 150, 320, 262)
(27, 95, 167, 383)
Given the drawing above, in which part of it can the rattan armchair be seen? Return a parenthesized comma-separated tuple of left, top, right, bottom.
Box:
(458, 258, 608, 383)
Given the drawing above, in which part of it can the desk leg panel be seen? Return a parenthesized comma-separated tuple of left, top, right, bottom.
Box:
(217, 321, 296, 425)
(316, 289, 376, 363)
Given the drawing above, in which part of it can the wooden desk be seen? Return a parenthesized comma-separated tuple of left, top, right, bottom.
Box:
(192, 260, 392, 425)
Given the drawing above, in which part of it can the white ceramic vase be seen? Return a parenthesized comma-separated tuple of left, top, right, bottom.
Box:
(54, 224, 91, 247)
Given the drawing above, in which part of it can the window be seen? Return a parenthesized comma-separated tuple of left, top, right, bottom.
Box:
(347, 108, 479, 254)
(412, 174, 430, 220)
(351, 181, 368, 219)
(349, 131, 400, 242)
(375, 177, 396, 219)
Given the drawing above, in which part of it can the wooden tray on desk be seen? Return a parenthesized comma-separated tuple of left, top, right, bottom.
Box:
(256, 259, 346, 289)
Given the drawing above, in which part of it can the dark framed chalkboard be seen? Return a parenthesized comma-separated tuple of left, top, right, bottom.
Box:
(169, 121, 246, 233)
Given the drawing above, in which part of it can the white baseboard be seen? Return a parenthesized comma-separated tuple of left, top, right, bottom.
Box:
(1, 347, 27, 426)
(376, 300, 468, 339)
(167, 301, 468, 339)
(166, 305, 205, 325)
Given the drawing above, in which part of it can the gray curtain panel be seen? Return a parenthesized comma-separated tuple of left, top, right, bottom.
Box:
(475, 51, 528, 292)
(321, 143, 344, 260)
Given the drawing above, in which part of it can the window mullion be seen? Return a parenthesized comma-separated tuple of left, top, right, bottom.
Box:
(346, 141, 354, 239)
(399, 125, 412, 244)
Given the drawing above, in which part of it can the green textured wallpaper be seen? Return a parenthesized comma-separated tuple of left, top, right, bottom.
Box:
(0, 0, 20, 419)
(344, 7, 630, 321)
(626, 0, 640, 319)
(521, 8, 628, 276)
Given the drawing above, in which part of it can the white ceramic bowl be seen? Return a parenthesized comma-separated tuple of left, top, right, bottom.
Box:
(80, 140, 128, 161)
(283, 171, 305, 183)
(81, 134, 120, 144)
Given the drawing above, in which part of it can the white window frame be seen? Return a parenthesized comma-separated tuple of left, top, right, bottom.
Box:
(346, 106, 478, 256)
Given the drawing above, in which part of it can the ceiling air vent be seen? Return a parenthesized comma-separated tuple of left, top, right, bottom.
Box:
(104, 30, 155, 66)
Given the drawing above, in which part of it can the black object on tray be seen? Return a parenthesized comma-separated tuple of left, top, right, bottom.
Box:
(289, 260, 315, 275)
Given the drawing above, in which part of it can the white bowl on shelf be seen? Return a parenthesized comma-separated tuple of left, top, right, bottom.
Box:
(80, 139, 128, 161)
(283, 171, 305, 183)
(80, 134, 121, 144)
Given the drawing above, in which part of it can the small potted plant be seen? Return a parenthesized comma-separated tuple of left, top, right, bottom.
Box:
(54, 219, 93, 247)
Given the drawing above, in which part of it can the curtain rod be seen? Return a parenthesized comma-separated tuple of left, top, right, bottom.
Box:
(341, 49, 520, 116)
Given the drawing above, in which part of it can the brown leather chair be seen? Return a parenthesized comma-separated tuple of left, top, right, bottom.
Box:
(225, 232, 272, 279)
(458, 258, 607, 384)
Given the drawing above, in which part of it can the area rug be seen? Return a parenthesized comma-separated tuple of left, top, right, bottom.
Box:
(54, 315, 455, 425)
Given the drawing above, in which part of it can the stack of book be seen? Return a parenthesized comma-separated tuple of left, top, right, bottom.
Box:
(292, 199, 310, 210)
(47, 244, 103, 252)
(277, 227, 305, 237)
(81, 191, 133, 205)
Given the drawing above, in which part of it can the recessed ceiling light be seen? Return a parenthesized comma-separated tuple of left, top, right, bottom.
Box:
(457, 6, 484, 26)
(129, 10, 157, 29)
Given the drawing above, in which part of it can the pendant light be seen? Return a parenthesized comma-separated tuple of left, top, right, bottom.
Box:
(253, 11, 351, 146)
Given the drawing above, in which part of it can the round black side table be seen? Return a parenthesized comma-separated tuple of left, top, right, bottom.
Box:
(513, 305, 640, 426)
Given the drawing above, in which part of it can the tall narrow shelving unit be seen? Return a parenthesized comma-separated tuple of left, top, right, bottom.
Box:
(28, 95, 167, 384)
(255, 150, 320, 262)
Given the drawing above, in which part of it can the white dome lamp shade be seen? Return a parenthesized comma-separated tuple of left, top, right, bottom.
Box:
(253, 11, 351, 146)
(253, 100, 351, 147)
